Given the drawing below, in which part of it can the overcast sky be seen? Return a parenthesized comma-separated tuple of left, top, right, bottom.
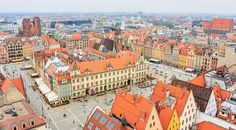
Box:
(1, 0, 235, 14)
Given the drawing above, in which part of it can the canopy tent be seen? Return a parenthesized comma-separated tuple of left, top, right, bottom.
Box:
(35, 78, 58, 102)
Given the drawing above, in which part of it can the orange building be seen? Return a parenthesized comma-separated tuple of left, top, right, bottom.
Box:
(151, 81, 197, 130)
(110, 90, 163, 130)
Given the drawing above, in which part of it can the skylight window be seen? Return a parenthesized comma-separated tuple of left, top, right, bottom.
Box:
(93, 112, 100, 120)
(99, 116, 107, 125)
(106, 121, 114, 130)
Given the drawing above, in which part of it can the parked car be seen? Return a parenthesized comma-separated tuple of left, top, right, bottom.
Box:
(0, 113, 3, 120)
(4, 108, 16, 114)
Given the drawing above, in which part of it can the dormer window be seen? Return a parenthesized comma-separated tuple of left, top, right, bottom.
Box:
(21, 120, 27, 128)
(140, 110, 146, 121)
(29, 117, 35, 126)
(107, 63, 113, 71)
(85, 69, 90, 75)
(11, 122, 18, 130)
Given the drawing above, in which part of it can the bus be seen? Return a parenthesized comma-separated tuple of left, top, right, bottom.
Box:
(185, 68, 195, 73)
(21, 65, 33, 70)
(149, 58, 161, 64)
(31, 73, 39, 78)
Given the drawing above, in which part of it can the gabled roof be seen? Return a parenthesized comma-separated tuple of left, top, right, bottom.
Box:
(151, 81, 190, 117)
(1, 78, 12, 94)
(0, 101, 46, 130)
(11, 78, 25, 97)
(77, 51, 138, 76)
(158, 106, 176, 130)
(213, 85, 231, 108)
(189, 75, 206, 87)
(211, 18, 233, 30)
(55, 72, 71, 85)
(0, 76, 26, 97)
(172, 79, 212, 112)
(84, 106, 131, 130)
(201, 18, 233, 31)
(197, 121, 225, 130)
(110, 90, 155, 130)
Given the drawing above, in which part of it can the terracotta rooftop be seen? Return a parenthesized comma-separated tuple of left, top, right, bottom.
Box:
(84, 106, 131, 130)
(110, 89, 155, 130)
(172, 79, 212, 113)
(158, 106, 176, 130)
(151, 81, 190, 117)
(201, 18, 233, 31)
(77, 51, 138, 76)
(189, 75, 206, 88)
(197, 121, 225, 130)
(0, 101, 46, 130)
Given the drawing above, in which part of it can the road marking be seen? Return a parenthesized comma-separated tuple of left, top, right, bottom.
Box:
(55, 117, 75, 123)
(69, 109, 84, 126)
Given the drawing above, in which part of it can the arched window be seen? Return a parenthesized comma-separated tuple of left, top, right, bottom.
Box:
(11, 122, 18, 130)
(20, 120, 27, 128)
(29, 117, 35, 126)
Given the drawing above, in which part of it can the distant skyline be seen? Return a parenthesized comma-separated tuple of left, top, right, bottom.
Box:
(1, 0, 236, 14)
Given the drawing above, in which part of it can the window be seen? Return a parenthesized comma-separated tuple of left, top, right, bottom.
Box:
(93, 112, 100, 119)
(152, 115, 154, 120)
(106, 121, 114, 130)
(11, 122, 18, 130)
(99, 116, 107, 125)
(29, 118, 35, 126)
(22, 124, 26, 128)
(150, 123, 152, 128)
(95, 127, 100, 130)
(87, 122, 94, 130)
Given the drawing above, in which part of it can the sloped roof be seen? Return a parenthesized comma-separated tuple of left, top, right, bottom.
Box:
(211, 18, 233, 30)
(158, 106, 176, 130)
(0, 101, 46, 130)
(189, 75, 206, 87)
(213, 85, 231, 108)
(84, 106, 131, 130)
(172, 79, 212, 112)
(12, 78, 25, 97)
(1, 78, 12, 94)
(72, 33, 82, 40)
(151, 81, 190, 117)
(77, 51, 138, 76)
(110, 90, 155, 130)
(197, 121, 225, 130)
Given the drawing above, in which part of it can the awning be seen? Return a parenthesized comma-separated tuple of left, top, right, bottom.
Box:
(35, 78, 58, 102)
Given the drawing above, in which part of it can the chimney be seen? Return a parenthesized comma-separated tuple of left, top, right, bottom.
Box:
(166, 89, 170, 99)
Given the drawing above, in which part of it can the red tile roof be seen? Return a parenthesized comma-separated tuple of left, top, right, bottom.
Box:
(0, 101, 46, 130)
(158, 106, 175, 130)
(201, 18, 233, 31)
(72, 33, 82, 40)
(84, 106, 131, 130)
(211, 18, 233, 30)
(110, 89, 155, 130)
(77, 51, 138, 76)
(197, 121, 225, 130)
(151, 81, 190, 117)
(12, 78, 26, 97)
(189, 75, 206, 88)
(1, 78, 12, 94)
(213, 85, 231, 108)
